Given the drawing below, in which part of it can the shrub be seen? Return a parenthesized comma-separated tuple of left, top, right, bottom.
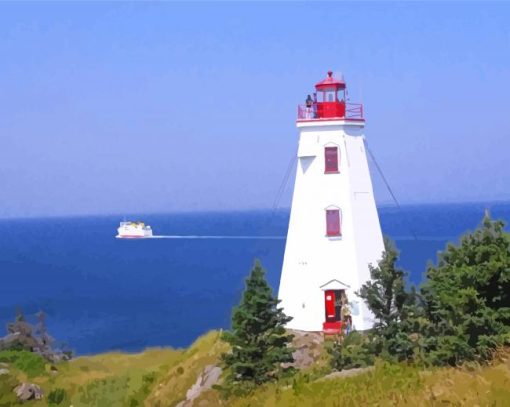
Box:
(48, 388, 68, 405)
(0, 350, 46, 377)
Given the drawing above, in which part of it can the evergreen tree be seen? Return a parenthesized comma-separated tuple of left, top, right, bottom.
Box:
(358, 237, 417, 361)
(421, 214, 510, 365)
(327, 331, 375, 371)
(327, 336, 344, 371)
(220, 260, 294, 394)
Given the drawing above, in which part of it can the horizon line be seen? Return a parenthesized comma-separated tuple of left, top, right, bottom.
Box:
(1, 199, 510, 221)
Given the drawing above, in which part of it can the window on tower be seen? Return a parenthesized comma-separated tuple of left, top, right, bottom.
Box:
(325, 146, 339, 173)
(326, 209, 341, 236)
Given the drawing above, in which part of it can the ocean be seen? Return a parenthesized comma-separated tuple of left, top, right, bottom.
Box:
(1, 202, 509, 355)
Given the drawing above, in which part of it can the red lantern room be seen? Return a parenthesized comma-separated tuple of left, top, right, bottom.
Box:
(297, 71, 364, 121)
(315, 71, 346, 118)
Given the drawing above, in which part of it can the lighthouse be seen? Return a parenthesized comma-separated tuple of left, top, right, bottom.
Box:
(278, 71, 384, 333)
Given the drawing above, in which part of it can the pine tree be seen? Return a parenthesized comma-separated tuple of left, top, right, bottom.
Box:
(358, 237, 417, 361)
(327, 335, 344, 371)
(421, 214, 510, 365)
(327, 331, 375, 371)
(220, 260, 294, 394)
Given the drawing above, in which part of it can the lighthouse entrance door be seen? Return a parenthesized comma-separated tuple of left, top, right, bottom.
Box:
(324, 290, 343, 323)
(323, 289, 344, 334)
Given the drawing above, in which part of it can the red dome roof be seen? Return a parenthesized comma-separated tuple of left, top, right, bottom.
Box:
(315, 71, 346, 91)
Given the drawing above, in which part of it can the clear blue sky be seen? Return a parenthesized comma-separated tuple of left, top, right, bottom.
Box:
(1, 2, 509, 218)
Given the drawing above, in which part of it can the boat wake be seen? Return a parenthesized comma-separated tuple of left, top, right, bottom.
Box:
(149, 235, 285, 240)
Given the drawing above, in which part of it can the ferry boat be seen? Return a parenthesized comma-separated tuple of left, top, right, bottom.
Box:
(116, 221, 153, 238)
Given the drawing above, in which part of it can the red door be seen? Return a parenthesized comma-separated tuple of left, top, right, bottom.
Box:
(323, 290, 343, 334)
(324, 290, 336, 322)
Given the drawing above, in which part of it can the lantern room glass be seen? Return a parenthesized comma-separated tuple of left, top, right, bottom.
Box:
(320, 89, 345, 103)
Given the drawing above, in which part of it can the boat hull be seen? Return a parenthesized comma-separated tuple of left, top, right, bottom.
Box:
(115, 235, 152, 239)
(116, 221, 153, 239)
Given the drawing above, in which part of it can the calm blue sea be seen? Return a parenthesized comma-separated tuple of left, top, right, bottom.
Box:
(1, 202, 509, 355)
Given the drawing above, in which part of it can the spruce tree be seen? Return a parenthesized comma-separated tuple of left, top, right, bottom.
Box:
(358, 237, 417, 361)
(421, 214, 510, 365)
(221, 260, 294, 393)
(327, 336, 344, 371)
(327, 331, 375, 371)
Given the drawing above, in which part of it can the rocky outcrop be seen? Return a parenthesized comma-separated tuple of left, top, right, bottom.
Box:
(0, 330, 39, 352)
(177, 365, 222, 407)
(0, 311, 71, 363)
(14, 383, 44, 402)
(284, 330, 325, 369)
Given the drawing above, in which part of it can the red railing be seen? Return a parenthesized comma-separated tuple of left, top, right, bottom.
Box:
(297, 102, 364, 121)
(345, 103, 363, 119)
(297, 105, 315, 120)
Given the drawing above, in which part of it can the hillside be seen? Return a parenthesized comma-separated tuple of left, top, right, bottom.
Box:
(1, 331, 509, 406)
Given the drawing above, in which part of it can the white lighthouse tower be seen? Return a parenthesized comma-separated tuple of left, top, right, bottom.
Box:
(278, 71, 384, 333)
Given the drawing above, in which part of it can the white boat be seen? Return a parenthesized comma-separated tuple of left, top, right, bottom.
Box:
(116, 221, 153, 238)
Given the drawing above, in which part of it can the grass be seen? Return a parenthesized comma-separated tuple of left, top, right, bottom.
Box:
(145, 330, 228, 406)
(49, 347, 182, 407)
(1, 331, 225, 407)
(205, 352, 510, 406)
(2, 333, 510, 406)
(0, 369, 19, 407)
(192, 360, 424, 406)
(0, 350, 46, 377)
(1, 346, 182, 407)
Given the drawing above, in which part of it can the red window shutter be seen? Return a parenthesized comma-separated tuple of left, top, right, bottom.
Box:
(325, 147, 339, 173)
(326, 209, 341, 236)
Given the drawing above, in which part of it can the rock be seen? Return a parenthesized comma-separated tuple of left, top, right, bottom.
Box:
(178, 365, 222, 407)
(283, 330, 325, 369)
(291, 347, 314, 368)
(318, 366, 374, 381)
(186, 365, 222, 400)
(0, 362, 9, 368)
(14, 383, 44, 402)
(0, 368, 10, 375)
